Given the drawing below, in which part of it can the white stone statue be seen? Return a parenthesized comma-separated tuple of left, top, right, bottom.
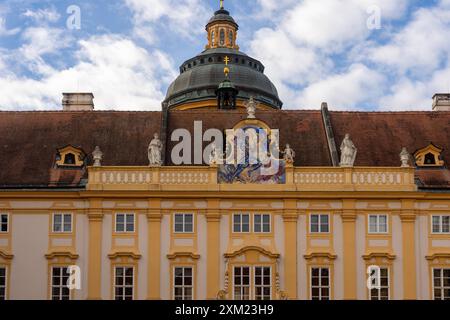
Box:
(148, 133, 162, 166)
(245, 96, 257, 119)
(340, 134, 357, 167)
(209, 142, 222, 165)
(400, 147, 410, 167)
(282, 144, 295, 164)
(92, 146, 103, 167)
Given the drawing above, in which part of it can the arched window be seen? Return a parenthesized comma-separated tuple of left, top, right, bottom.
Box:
(228, 30, 233, 46)
(64, 153, 75, 165)
(220, 29, 225, 46)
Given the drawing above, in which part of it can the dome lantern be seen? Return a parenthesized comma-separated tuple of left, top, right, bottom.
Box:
(206, 1, 239, 50)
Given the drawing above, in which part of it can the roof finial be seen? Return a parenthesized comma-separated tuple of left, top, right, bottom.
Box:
(223, 55, 230, 77)
(220, 0, 224, 9)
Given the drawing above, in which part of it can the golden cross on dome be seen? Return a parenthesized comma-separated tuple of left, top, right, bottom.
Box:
(223, 56, 230, 77)
(220, 0, 224, 9)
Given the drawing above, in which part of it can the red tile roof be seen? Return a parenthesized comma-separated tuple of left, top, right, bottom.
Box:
(0, 109, 448, 189)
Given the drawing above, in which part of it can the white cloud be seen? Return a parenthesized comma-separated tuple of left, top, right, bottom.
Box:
(368, 6, 450, 75)
(14, 27, 73, 76)
(124, 0, 210, 45)
(22, 7, 60, 23)
(0, 34, 177, 110)
(298, 64, 385, 109)
(0, 16, 20, 36)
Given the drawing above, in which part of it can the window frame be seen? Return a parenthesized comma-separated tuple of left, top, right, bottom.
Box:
(253, 214, 271, 233)
(309, 214, 330, 234)
(173, 213, 194, 234)
(0, 213, 9, 233)
(232, 266, 251, 300)
(254, 266, 272, 300)
(310, 267, 331, 300)
(52, 213, 73, 233)
(431, 215, 450, 234)
(50, 266, 71, 300)
(232, 266, 272, 300)
(173, 266, 194, 300)
(369, 267, 390, 300)
(432, 268, 450, 300)
(232, 213, 251, 234)
(115, 213, 135, 233)
(113, 266, 135, 300)
(0, 266, 7, 300)
(368, 214, 388, 234)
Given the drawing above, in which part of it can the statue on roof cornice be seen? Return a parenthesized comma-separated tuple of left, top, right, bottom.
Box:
(148, 133, 163, 166)
(245, 96, 257, 119)
(282, 144, 295, 164)
(340, 134, 357, 167)
(400, 147, 411, 167)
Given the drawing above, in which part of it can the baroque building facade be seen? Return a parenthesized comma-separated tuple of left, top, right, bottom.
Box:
(0, 5, 449, 301)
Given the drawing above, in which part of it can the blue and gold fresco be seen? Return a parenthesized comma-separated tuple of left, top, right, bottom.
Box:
(218, 124, 286, 184)
(218, 160, 286, 184)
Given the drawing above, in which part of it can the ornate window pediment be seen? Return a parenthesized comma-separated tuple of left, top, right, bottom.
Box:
(55, 145, 86, 168)
(414, 143, 444, 167)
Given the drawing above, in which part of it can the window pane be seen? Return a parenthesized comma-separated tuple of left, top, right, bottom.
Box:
(311, 218, 319, 233)
(184, 222, 193, 233)
(184, 214, 193, 224)
(320, 215, 329, 233)
(64, 223, 71, 232)
(443, 216, 450, 233)
(242, 215, 250, 232)
(379, 215, 387, 226)
(254, 215, 261, 232)
(311, 288, 319, 299)
(116, 214, 124, 223)
(126, 214, 134, 223)
(369, 215, 377, 231)
(432, 216, 441, 233)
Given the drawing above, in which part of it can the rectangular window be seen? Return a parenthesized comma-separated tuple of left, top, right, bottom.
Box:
(0, 267, 6, 300)
(233, 214, 250, 233)
(114, 266, 134, 300)
(115, 213, 135, 233)
(53, 213, 72, 233)
(174, 214, 194, 233)
(254, 214, 271, 233)
(433, 268, 450, 300)
(174, 267, 193, 300)
(369, 268, 390, 300)
(310, 214, 329, 233)
(0, 214, 8, 233)
(311, 267, 330, 300)
(254, 266, 271, 300)
(432, 215, 450, 234)
(368, 214, 388, 233)
(233, 266, 251, 300)
(51, 266, 70, 300)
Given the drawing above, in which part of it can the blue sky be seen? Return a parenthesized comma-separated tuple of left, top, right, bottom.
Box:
(0, 0, 449, 110)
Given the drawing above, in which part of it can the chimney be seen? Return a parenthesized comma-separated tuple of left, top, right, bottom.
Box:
(62, 93, 94, 111)
(432, 93, 450, 111)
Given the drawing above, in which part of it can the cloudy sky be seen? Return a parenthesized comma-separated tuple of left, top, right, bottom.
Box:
(0, 0, 449, 111)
